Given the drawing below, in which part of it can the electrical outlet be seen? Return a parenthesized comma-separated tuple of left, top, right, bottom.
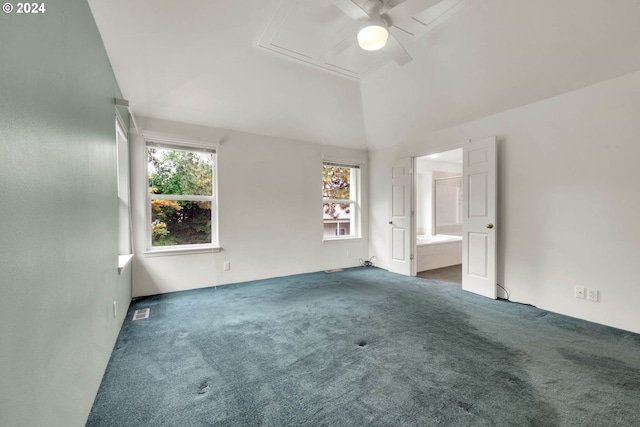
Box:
(587, 288, 599, 302)
(575, 286, 586, 299)
(113, 301, 117, 318)
(223, 261, 230, 271)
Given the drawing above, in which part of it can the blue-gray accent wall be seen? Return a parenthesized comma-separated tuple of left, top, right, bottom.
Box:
(0, 1, 131, 425)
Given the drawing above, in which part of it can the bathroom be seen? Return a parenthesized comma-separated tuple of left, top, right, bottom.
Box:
(415, 148, 463, 275)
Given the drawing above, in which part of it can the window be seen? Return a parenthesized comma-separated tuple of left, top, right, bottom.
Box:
(434, 175, 463, 236)
(146, 138, 217, 251)
(116, 113, 134, 272)
(322, 161, 360, 240)
(116, 113, 131, 256)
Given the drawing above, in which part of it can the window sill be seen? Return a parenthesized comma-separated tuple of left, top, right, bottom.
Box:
(323, 237, 362, 244)
(144, 246, 222, 257)
(118, 254, 134, 274)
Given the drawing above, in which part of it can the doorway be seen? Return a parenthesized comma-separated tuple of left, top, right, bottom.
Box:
(414, 148, 463, 283)
(388, 137, 497, 298)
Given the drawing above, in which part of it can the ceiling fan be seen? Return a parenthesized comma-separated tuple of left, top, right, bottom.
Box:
(331, 0, 443, 65)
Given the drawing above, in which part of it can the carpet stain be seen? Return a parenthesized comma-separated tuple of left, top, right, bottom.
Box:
(197, 382, 209, 395)
(146, 363, 166, 381)
(495, 370, 525, 386)
(558, 348, 640, 392)
(457, 401, 474, 412)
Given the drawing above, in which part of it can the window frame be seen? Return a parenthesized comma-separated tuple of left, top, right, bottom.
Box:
(144, 135, 220, 255)
(322, 161, 361, 242)
(116, 111, 134, 272)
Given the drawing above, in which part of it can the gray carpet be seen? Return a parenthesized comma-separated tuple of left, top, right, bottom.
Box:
(87, 267, 640, 426)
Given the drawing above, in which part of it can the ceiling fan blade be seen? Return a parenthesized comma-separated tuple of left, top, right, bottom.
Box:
(385, 0, 443, 24)
(323, 34, 357, 60)
(332, 0, 370, 21)
(385, 34, 412, 65)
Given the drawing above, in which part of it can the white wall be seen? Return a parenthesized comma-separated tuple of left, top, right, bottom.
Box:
(369, 70, 640, 334)
(131, 118, 368, 296)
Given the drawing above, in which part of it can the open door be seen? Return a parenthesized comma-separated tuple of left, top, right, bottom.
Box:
(462, 137, 497, 298)
(389, 157, 413, 275)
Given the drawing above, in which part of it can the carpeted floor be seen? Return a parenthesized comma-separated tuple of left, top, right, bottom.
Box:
(87, 267, 640, 426)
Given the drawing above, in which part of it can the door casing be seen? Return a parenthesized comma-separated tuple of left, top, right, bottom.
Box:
(399, 137, 498, 299)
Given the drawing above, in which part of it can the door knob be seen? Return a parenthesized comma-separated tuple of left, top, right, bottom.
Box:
(486, 223, 494, 229)
(388, 221, 393, 225)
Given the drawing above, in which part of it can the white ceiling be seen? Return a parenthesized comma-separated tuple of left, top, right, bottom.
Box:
(88, 0, 640, 151)
(361, 0, 640, 149)
(258, 0, 472, 80)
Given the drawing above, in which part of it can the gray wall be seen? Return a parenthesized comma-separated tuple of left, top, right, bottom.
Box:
(0, 1, 131, 425)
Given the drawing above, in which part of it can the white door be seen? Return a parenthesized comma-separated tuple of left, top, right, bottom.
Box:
(462, 137, 497, 298)
(389, 157, 413, 275)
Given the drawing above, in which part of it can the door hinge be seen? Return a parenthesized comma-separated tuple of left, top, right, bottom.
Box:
(410, 254, 414, 260)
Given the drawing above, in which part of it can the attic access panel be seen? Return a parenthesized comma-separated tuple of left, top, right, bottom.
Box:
(258, 0, 473, 80)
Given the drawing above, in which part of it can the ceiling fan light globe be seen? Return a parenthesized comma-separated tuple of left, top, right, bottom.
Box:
(357, 25, 389, 51)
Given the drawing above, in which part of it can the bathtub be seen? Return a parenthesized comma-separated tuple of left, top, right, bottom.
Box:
(416, 234, 462, 272)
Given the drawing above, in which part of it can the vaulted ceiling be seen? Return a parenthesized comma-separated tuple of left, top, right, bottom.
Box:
(88, 0, 640, 151)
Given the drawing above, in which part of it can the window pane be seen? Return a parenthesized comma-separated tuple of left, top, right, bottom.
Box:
(323, 203, 353, 238)
(322, 165, 350, 200)
(435, 177, 463, 236)
(148, 147, 213, 196)
(117, 127, 131, 255)
(151, 200, 211, 246)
